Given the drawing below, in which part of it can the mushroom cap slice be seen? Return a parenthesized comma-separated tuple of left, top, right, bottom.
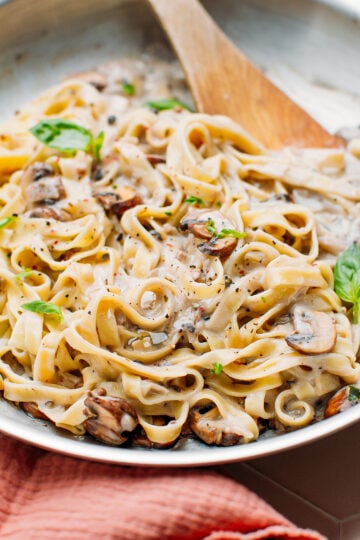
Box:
(21, 162, 54, 188)
(189, 406, 243, 446)
(285, 305, 336, 355)
(180, 209, 234, 239)
(94, 185, 142, 217)
(198, 236, 237, 257)
(324, 385, 360, 418)
(84, 390, 138, 445)
(21, 401, 49, 420)
(29, 207, 72, 221)
(180, 208, 240, 257)
(25, 176, 66, 205)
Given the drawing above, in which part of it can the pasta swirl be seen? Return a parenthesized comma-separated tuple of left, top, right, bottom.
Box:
(0, 59, 359, 448)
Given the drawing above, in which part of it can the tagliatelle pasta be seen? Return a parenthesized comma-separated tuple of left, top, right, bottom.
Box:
(0, 58, 359, 448)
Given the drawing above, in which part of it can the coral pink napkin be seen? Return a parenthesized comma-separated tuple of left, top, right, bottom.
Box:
(0, 434, 325, 540)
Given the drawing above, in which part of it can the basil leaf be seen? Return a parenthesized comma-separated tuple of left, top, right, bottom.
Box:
(0, 216, 16, 229)
(216, 228, 246, 239)
(146, 98, 193, 112)
(93, 131, 104, 161)
(121, 81, 135, 96)
(211, 362, 223, 375)
(21, 300, 63, 322)
(30, 119, 93, 153)
(334, 243, 360, 323)
(348, 385, 360, 402)
(184, 196, 204, 208)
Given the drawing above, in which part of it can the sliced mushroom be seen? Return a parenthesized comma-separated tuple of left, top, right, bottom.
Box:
(26, 176, 66, 205)
(71, 70, 107, 91)
(189, 406, 243, 446)
(21, 401, 49, 420)
(21, 162, 55, 188)
(180, 209, 223, 239)
(180, 209, 239, 257)
(324, 385, 360, 418)
(29, 207, 72, 221)
(83, 390, 138, 445)
(198, 237, 237, 257)
(285, 305, 336, 355)
(132, 417, 178, 449)
(94, 185, 142, 217)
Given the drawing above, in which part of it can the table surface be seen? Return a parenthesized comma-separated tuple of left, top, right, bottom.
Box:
(220, 421, 360, 540)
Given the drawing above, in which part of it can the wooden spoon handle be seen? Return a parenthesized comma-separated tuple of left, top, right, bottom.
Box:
(147, 0, 342, 149)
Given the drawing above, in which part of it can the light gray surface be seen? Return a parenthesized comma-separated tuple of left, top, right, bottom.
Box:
(0, 0, 360, 472)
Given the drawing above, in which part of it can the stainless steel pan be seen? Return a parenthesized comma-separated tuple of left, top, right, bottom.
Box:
(0, 0, 359, 466)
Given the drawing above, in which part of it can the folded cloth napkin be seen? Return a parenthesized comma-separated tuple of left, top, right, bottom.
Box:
(0, 434, 325, 540)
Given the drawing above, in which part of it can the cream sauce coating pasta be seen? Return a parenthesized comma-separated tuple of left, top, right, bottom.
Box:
(0, 57, 359, 447)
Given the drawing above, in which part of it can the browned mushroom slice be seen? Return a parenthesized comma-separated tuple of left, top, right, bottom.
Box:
(84, 390, 138, 445)
(21, 162, 55, 187)
(21, 401, 49, 420)
(71, 70, 107, 91)
(324, 385, 360, 418)
(95, 185, 142, 217)
(180, 209, 225, 238)
(29, 207, 72, 221)
(198, 237, 237, 257)
(20, 162, 55, 199)
(26, 176, 66, 205)
(180, 209, 239, 257)
(189, 406, 243, 446)
(285, 305, 336, 355)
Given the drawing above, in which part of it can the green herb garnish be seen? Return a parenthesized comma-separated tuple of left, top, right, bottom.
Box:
(93, 131, 104, 161)
(216, 228, 246, 239)
(0, 216, 16, 229)
(21, 300, 63, 323)
(121, 81, 135, 96)
(206, 219, 217, 235)
(348, 385, 360, 402)
(14, 268, 32, 282)
(211, 362, 223, 375)
(30, 119, 104, 160)
(184, 195, 204, 208)
(260, 296, 267, 303)
(146, 98, 193, 112)
(334, 243, 360, 324)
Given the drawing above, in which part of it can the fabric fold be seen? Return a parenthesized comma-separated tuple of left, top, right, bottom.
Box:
(0, 435, 325, 540)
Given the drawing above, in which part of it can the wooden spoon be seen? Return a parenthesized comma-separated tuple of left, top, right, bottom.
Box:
(147, 0, 343, 149)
